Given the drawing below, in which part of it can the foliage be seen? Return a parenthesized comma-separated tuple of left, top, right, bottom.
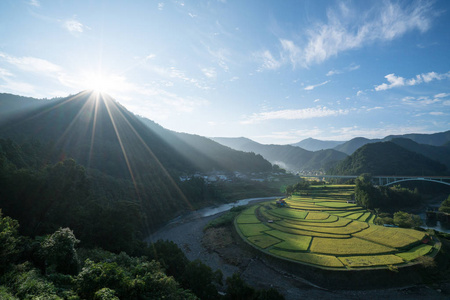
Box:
(41, 228, 80, 275)
(284, 180, 310, 195)
(143, 240, 189, 280)
(0, 210, 21, 275)
(439, 195, 450, 213)
(181, 260, 222, 300)
(355, 174, 422, 210)
(329, 141, 447, 176)
(224, 273, 284, 300)
(393, 211, 423, 228)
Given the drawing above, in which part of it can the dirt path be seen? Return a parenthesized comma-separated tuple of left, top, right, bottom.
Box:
(147, 209, 449, 300)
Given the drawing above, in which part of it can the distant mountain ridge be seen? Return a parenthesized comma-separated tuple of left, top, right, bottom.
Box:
(291, 130, 450, 155)
(291, 138, 345, 151)
(211, 137, 347, 173)
(329, 141, 448, 176)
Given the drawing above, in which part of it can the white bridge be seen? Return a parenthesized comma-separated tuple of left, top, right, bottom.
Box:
(303, 175, 450, 187)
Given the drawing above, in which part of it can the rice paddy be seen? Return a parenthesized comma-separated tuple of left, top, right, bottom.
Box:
(234, 185, 436, 270)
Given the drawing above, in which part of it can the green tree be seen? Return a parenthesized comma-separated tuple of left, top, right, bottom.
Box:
(439, 195, 450, 213)
(41, 228, 80, 275)
(0, 210, 21, 275)
(393, 211, 423, 228)
(181, 259, 222, 300)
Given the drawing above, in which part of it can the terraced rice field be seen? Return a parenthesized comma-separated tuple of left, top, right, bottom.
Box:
(234, 185, 436, 269)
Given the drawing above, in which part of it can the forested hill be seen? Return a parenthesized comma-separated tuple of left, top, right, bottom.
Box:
(390, 138, 450, 170)
(211, 137, 347, 173)
(0, 92, 272, 175)
(329, 141, 448, 176)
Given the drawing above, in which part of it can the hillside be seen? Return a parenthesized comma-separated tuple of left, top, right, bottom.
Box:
(333, 137, 381, 155)
(390, 138, 450, 170)
(291, 137, 344, 151)
(212, 137, 347, 173)
(0, 92, 272, 176)
(331, 131, 450, 155)
(138, 119, 271, 173)
(385, 131, 450, 147)
(329, 141, 448, 176)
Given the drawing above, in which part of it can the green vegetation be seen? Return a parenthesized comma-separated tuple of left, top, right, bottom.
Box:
(339, 255, 404, 268)
(439, 195, 450, 213)
(234, 185, 436, 269)
(329, 141, 447, 176)
(396, 244, 434, 261)
(355, 174, 423, 211)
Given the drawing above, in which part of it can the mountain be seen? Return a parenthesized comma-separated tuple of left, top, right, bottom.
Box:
(329, 141, 448, 176)
(137, 118, 272, 173)
(211, 137, 347, 173)
(384, 131, 450, 146)
(333, 137, 381, 155)
(390, 138, 450, 170)
(291, 138, 345, 151)
(0, 92, 272, 176)
(331, 131, 450, 155)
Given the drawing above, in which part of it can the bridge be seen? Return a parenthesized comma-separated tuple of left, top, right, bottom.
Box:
(302, 175, 450, 187)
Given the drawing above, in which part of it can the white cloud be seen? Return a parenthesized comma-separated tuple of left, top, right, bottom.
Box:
(255, 50, 281, 71)
(375, 71, 450, 91)
(430, 112, 445, 116)
(304, 80, 330, 91)
(402, 95, 441, 106)
(202, 68, 216, 79)
(326, 70, 341, 76)
(257, 1, 433, 70)
(158, 3, 164, 10)
(280, 39, 301, 68)
(356, 90, 364, 96)
(241, 106, 348, 124)
(29, 0, 40, 7)
(326, 64, 359, 77)
(0, 67, 13, 78)
(435, 93, 450, 98)
(64, 19, 85, 33)
(0, 52, 61, 73)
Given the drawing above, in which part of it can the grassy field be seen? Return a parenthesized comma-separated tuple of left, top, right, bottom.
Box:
(234, 185, 435, 269)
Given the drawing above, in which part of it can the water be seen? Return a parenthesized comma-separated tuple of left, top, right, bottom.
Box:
(198, 196, 281, 217)
(164, 196, 282, 226)
(420, 212, 450, 234)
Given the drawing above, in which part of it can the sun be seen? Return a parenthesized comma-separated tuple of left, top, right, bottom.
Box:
(85, 72, 113, 94)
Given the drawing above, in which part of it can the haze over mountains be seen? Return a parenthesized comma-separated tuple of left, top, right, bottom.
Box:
(294, 132, 450, 155)
(0, 91, 272, 177)
(1, 91, 450, 178)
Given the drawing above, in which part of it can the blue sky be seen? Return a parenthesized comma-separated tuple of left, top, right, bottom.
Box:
(0, 0, 449, 144)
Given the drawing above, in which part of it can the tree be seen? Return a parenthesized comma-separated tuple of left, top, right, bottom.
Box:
(0, 210, 21, 275)
(439, 195, 450, 213)
(181, 259, 222, 300)
(393, 211, 423, 228)
(41, 227, 80, 275)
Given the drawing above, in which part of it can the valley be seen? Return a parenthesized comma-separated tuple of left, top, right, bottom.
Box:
(1, 92, 450, 299)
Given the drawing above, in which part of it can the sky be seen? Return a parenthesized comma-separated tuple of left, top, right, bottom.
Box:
(0, 0, 449, 144)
